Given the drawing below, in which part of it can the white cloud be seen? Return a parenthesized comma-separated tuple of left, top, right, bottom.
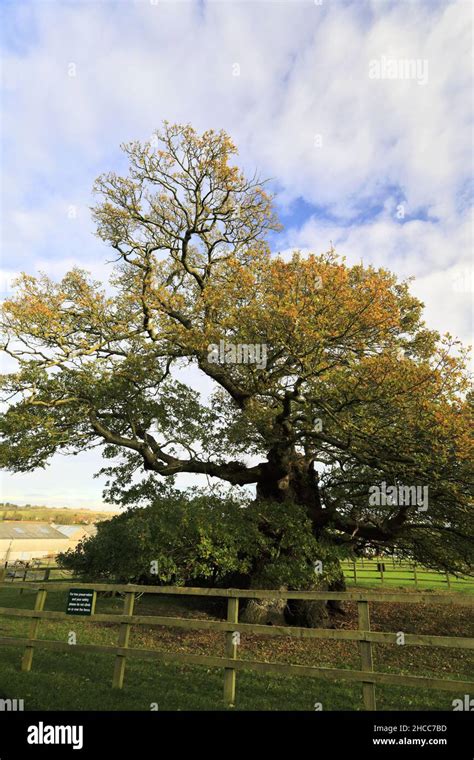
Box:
(1, 0, 472, 506)
(280, 207, 473, 343)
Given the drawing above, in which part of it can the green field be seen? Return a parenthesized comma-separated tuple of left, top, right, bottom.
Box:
(0, 585, 472, 711)
(0, 503, 115, 524)
(342, 560, 474, 594)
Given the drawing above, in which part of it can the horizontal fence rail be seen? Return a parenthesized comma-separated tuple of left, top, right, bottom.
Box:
(0, 564, 72, 583)
(0, 580, 473, 710)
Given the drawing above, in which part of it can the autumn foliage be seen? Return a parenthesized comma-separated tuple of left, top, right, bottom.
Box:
(1, 123, 472, 577)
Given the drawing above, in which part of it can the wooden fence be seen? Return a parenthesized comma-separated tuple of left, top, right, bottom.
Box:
(1, 562, 70, 583)
(0, 577, 473, 710)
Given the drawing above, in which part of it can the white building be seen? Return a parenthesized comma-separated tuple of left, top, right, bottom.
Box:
(0, 522, 96, 563)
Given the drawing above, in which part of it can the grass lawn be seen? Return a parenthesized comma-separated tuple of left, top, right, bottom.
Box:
(0, 585, 472, 711)
(341, 563, 474, 594)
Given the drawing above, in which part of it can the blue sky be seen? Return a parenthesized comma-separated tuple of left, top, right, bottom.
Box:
(1, 0, 472, 509)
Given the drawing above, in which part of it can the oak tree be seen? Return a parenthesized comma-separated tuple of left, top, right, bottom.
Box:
(1, 124, 472, 613)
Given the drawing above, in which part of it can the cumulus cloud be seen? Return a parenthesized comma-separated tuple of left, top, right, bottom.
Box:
(279, 207, 473, 343)
(1, 0, 472, 506)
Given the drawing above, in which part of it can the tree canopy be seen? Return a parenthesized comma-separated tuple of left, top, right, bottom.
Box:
(58, 488, 341, 590)
(1, 122, 472, 575)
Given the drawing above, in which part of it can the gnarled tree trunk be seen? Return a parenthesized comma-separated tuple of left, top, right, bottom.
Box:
(239, 451, 346, 628)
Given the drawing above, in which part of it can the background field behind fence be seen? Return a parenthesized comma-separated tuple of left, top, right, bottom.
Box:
(2, 559, 473, 593)
(340, 559, 474, 592)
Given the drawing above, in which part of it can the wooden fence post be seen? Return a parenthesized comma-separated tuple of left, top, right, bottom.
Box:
(19, 563, 29, 596)
(44, 568, 51, 582)
(357, 600, 376, 710)
(112, 591, 135, 689)
(22, 587, 47, 672)
(223, 595, 239, 707)
(445, 572, 451, 589)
